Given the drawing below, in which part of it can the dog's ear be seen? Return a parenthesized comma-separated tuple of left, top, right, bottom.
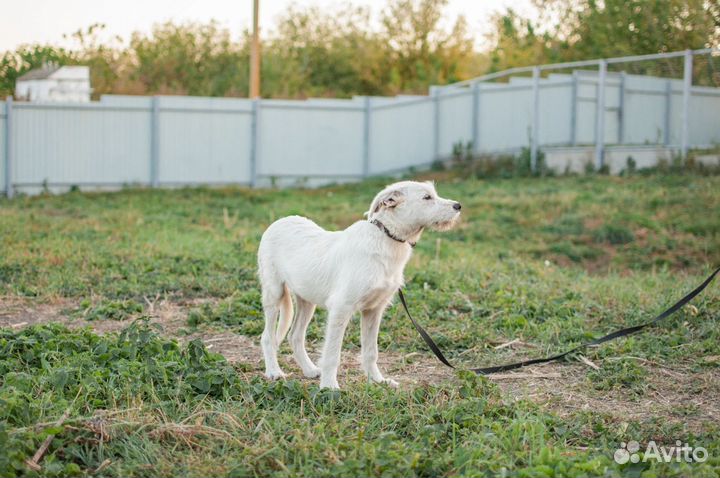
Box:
(366, 189, 405, 217)
(379, 190, 403, 210)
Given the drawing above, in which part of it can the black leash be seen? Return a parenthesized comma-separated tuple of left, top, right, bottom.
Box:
(397, 266, 720, 374)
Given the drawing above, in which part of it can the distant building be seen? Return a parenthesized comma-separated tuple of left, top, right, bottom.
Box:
(15, 64, 92, 102)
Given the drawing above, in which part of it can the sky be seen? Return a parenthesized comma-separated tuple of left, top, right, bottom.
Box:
(0, 0, 536, 52)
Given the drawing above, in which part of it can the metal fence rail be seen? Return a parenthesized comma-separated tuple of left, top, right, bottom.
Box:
(2, 48, 719, 197)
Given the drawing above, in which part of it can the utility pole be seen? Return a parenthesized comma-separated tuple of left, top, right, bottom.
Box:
(249, 0, 261, 98)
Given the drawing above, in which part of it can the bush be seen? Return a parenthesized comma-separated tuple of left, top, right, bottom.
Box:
(452, 147, 548, 179)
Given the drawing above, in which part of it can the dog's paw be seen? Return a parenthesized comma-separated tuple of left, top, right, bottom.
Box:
(264, 370, 287, 381)
(380, 377, 399, 388)
(302, 366, 321, 379)
(319, 378, 340, 390)
(369, 376, 399, 388)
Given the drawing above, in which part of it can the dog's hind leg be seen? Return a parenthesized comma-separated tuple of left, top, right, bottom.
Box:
(260, 278, 287, 380)
(290, 297, 320, 378)
(360, 306, 398, 388)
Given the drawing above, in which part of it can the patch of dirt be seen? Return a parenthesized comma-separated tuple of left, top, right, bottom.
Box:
(188, 329, 262, 365)
(0, 295, 192, 335)
(0, 296, 76, 329)
(487, 360, 720, 433)
(2, 296, 718, 433)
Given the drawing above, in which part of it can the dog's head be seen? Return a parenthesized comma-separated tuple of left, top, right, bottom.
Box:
(366, 181, 461, 233)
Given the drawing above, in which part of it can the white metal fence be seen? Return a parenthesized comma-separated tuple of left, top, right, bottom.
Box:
(446, 48, 720, 171)
(2, 48, 719, 197)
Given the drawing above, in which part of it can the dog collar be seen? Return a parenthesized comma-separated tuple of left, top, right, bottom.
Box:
(370, 219, 416, 248)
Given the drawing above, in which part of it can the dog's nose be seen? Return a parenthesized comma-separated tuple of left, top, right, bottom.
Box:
(453, 202, 462, 211)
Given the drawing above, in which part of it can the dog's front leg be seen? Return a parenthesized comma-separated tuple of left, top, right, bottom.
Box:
(319, 306, 354, 389)
(360, 306, 398, 388)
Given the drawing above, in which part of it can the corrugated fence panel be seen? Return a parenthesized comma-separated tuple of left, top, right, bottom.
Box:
(537, 80, 573, 145)
(101, 95, 153, 107)
(575, 78, 599, 145)
(258, 103, 364, 177)
(13, 103, 151, 187)
(689, 87, 720, 146)
(0, 102, 6, 191)
(438, 90, 473, 156)
(667, 91, 683, 146)
(370, 99, 434, 173)
(158, 96, 253, 184)
(478, 85, 532, 152)
(623, 75, 674, 145)
(602, 78, 621, 144)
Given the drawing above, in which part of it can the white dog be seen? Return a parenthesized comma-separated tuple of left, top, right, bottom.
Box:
(257, 181, 461, 389)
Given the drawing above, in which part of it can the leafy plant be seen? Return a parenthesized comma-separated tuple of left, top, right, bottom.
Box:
(77, 299, 144, 321)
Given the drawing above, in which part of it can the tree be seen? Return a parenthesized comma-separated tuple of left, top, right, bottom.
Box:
(2, 0, 716, 99)
(488, 0, 720, 73)
(128, 21, 248, 97)
(0, 45, 75, 98)
(561, 0, 718, 57)
(485, 9, 558, 74)
(380, 0, 478, 92)
(67, 24, 128, 98)
(262, 4, 384, 98)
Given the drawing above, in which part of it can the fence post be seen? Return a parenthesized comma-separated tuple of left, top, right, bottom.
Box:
(530, 66, 540, 172)
(471, 82, 480, 155)
(4, 96, 12, 198)
(594, 60, 607, 171)
(431, 86, 440, 161)
(150, 95, 159, 187)
(249, 98, 259, 187)
(570, 70, 578, 146)
(664, 79, 672, 146)
(618, 71, 626, 145)
(362, 96, 371, 177)
(680, 49, 693, 160)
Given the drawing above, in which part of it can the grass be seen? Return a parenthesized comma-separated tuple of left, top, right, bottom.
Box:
(1, 173, 719, 476)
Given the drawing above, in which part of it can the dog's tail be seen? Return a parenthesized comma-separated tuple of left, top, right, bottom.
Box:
(275, 285, 294, 345)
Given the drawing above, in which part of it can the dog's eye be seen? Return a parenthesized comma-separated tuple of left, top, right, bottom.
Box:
(423, 195, 432, 200)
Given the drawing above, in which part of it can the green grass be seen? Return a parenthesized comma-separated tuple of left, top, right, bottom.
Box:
(1, 173, 719, 477)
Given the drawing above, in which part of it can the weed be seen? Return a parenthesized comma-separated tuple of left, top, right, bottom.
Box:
(587, 359, 649, 396)
(622, 156, 637, 176)
(187, 291, 264, 335)
(76, 299, 144, 321)
(593, 224, 636, 245)
(430, 159, 446, 171)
